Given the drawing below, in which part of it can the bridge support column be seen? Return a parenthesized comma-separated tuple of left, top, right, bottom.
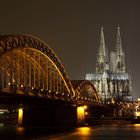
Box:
(77, 105, 87, 126)
(18, 108, 23, 126)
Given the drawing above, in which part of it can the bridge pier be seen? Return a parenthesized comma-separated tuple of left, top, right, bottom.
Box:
(18, 108, 23, 126)
(20, 102, 77, 128)
(76, 104, 115, 125)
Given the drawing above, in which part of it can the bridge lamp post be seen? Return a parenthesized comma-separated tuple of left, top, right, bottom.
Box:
(8, 82, 11, 86)
(41, 88, 44, 92)
(84, 105, 87, 110)
(84, 106, 88, 117)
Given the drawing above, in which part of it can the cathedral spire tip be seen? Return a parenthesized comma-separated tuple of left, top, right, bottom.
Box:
(101, 26, 104, 31)
(117, 26, 120, 31)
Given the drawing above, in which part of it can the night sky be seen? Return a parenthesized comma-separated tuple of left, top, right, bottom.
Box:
(0, 0, 140, 99)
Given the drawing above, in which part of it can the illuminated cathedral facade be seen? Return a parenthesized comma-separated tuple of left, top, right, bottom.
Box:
(85, 27, 132, 103)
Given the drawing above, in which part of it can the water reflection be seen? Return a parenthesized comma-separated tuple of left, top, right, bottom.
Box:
(77, 127, 91, 135)
(2, 124, 140, 140)
(16, 126, 25, 135)
(134, 124, 140, 127)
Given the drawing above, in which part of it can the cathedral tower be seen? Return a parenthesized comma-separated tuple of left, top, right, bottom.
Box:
(96, 27, 109, 73)
(85, 27, 132, 102)
(116, 27, 126, 73)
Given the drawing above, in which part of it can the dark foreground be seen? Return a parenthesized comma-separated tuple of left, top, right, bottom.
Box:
(1, 122, 140, 140)
(0, 124, 75, 140)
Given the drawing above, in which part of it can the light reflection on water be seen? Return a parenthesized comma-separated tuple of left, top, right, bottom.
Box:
(134, 124, 140, 127)
(2, 124, 140, 140)
(76, 126, 91, 135)
(16, 126, 25, 135)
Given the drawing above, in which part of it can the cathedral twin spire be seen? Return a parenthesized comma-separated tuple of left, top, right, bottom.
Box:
(86, 27, 132, 102)
(116, 26, 124, 56)
(96, 27, 107, 73)
(99, 27, 106, 56)
(96, 26, 126, 73)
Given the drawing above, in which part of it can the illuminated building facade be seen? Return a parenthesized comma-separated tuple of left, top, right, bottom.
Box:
(85, 27, 132, 103)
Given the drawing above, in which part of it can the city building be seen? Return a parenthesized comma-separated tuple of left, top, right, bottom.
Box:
(85, 27, 132, 103)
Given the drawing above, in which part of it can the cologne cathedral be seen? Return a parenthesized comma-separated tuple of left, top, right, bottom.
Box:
(85, 27, 132, 103)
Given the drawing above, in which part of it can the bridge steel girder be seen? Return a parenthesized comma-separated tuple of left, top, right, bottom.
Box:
(72, 80, 100, 105)
(0, 35, 104, 127)
(0, 34, 101, 105)
(0, 34, 75, 101)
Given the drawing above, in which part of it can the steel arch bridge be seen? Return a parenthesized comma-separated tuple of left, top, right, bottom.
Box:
(0, 35, 100, 104)
(72, 80, 100, 104)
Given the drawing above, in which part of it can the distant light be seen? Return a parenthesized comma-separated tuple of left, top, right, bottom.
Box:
(12, 79, 15, 83)
(0, 123, 4, 127)
(8, 82, 11, 86)
(112, 99, 115, 104)
(84, 105, 87, 109)
(0, 109, 9, 114)
(135, 105, 139, 109)
(135, 111, 140, 117)
(127, 103, 130, 108)
(85, 112, 88, 115)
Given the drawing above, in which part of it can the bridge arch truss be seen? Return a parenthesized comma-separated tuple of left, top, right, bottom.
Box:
(0, 35, 75, 100)
(72, 80, 100, 104)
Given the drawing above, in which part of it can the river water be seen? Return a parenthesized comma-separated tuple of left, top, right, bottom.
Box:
(1, 124, 140, 140)
(36, 124, 140, 140)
